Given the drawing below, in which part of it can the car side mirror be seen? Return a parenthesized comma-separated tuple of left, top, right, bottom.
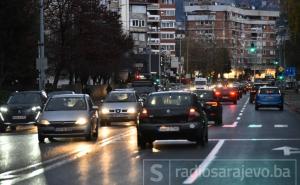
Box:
(92, 105, 99, 110)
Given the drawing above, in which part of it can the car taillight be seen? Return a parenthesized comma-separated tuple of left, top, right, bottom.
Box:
(139, 108, 148, 119)
(206, 102, 218, 107)
(215, 91, 221, 96)
(230, 91, 236, 96)
(188, 108, 200, 121)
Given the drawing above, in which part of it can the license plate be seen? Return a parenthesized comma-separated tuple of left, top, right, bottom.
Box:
(112, 114, 124, 118)
(55, 127, 72, 132)
(159, 126, 180, 132)
(223, 96, 229, 99)
(12, 116, 26, 120)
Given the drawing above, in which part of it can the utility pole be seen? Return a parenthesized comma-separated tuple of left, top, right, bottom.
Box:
(37, 0, 47, 90)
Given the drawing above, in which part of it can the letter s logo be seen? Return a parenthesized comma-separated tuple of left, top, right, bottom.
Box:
(150, 164, 163, 182)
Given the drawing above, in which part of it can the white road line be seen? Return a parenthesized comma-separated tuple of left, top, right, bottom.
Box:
(236, 117, 241, 120)
(209, 138, 300, 141)
(248, 124, 262, 128)
(274, 124, 288, 128)
(183, 139, 225, 184)
(239, 113, 243, 116)
(223, 121, 238, 128)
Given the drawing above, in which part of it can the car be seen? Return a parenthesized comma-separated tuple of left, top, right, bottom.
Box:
(194, 77, 208, 90)
(0, 91, 47, 132)
(47, 91, 75, 98)
(194, 90, 223, 125)
(37, 94, 99, 142)
(255, 87, 284, 111)
(214, 87, 238, 104)
(100, 90, 142, 126)
(250, 82, 269, 103)
(137, 91, 208, 149)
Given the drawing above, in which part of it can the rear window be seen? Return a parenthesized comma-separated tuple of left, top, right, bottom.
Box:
(195, 81, 206, 85)
(195, 91, 214, 100)
(259, 88, 280, 94)
(147, 94, 192, 107)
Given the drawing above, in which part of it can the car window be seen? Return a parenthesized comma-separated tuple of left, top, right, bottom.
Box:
(105, 92, 136, 102)
(147, 94, 192, 107)
(195, 91, 214, 100)
(45, 97, 87, 111)
(195, 81, 206, 85)
(8, 93, 42, 105)
(259, 88, 280, 94)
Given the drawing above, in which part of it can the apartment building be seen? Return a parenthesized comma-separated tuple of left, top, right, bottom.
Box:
(184, 1, 280, 77)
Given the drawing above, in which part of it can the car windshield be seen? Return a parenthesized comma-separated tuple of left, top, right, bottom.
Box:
(105, 92, 136, 102)
(195, 81, 206, 85)
(147, 94, 192, 107)
(8, 93, 41, 105)
(260, 88, 280, 94)
(195, 91, 214, 100)
(48, 91, 74, 97)
(45, 97, 87, 111)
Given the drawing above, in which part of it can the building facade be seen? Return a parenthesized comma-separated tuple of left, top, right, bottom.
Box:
(184, 1, 280, 78)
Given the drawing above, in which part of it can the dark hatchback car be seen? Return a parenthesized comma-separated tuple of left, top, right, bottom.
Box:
(194, 90, 223, 125)
(214, 87, 238, 104)
(0, 91, 47, 132)
(137, 91, 208, 149)
(250, 83, 269, 103)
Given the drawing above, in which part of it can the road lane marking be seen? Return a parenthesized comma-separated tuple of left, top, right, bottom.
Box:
(0, 128, 135, 184)
(183, 139, 225, 184)
(223, 121, 238, 128)
(209, 138, 300, 141)
(274, 124, 288, 128)
(239, 113, 243, 116)
(236, 117, 241, 120)
(248, 124, 262, 128)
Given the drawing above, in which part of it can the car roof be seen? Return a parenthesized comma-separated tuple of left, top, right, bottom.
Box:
(149, 91, 194, 95)
(111, 90, 135, 93)
(51, 94, 89, 98)
(259, 86, 279, 89)
(12, 91, 43, 94)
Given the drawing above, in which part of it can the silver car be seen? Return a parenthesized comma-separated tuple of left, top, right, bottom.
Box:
(37, 94, 99, 142)
(100, 90, 142, 126)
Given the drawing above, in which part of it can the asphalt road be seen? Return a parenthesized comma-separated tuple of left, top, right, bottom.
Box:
(1, 94, 300, 185)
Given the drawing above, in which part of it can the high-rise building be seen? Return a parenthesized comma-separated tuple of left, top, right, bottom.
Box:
(184, 1, 280, 77)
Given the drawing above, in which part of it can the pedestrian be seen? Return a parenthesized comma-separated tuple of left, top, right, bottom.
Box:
(106, 84, 112, 95)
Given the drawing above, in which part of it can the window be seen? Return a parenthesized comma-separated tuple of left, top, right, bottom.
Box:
(132, 33, 145, 41)
(165, 10, 175, 16)
(161, 45, 175, 51)
(131, 5, 146, 14)
(161, 33, 175, 39)
(130, 19, 146, 27)
(161, 0, 175, 4)
(161, 21, 175, 28)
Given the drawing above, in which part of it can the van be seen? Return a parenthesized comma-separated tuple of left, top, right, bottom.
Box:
(194, 77, 208, 90)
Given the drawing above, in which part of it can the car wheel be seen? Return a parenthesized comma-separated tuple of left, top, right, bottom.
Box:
(137, 133, 146, 149)
(0, 124, 7, 132)
(100, 120, 106, 127)
(233, 100, 237, 105)
(93, 121, 99, 139)
(215, 115, 223, 126)
(279, 105, 284, 111)
(106, 121, 111, 126)
(38, 134, 45, 143)
(85, 125, 93, 141)
(10, 126, 16, 131)
(196, 128, 207, 146)
(48, 137, 56, 142)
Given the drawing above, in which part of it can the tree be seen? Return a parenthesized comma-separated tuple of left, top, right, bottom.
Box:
(0, 0, 39, 89)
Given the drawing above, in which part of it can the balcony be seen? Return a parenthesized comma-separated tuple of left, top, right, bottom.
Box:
(148, 26, 160, 33)
(147, 14, 160, 22)
(148, 38, 160, 45)
(147, 3, 159, 10)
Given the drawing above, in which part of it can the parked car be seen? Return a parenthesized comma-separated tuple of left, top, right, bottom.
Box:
(0, 91, 47, 132)
(37, 94, 99, 142)
(214, 87, 238, 104)
(194, 90, 223, 125)
(255, 87, 284, 111)
(100, 90, 142, 126)
(137, 91, 208, 149)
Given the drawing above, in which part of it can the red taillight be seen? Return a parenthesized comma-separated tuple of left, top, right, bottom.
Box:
(188, 108, 200, 121)
(139, 108, 148, 119)
(215, 91, 221, 96)
(206, 102, 218, 107)
(230, 91, 236, 96)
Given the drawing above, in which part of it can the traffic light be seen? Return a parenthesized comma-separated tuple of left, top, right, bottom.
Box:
(273, 61, 279, 65)
(250, 43, 256, 53)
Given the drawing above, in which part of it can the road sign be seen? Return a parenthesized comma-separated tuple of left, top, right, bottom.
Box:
(273, 146, 300, 156)
(285, 67, 296, 77)
(278, 66, 284, 72)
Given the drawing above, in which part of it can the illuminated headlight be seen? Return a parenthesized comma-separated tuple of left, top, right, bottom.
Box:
(190, 87, 196, 91)
(0, 107, 8, 113)
(75, 117, 88, 125)
(101, 108, 109, 114)
(31, 106, 41, 111)
(40, 120, 50, 125)
(127, 108, 136, 114)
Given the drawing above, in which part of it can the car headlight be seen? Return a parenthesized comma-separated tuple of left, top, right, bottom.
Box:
(75, 117, 88, 125)
(127, 107, 136, 114)
(0, 107, 8, 113)
(40, 120, 50, 125)
(31, 106, 41, 111)
(101, 108, 109, 114)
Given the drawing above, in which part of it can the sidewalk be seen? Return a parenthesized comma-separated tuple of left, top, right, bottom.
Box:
(284, 90, 300, 113)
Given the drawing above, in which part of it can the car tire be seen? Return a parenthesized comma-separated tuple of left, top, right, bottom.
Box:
(93, 121, 99, 139)
(85, 125, 93, 141)
(279, 105, 284, 111)
(100, 120, 106, 127)
(196, 128, 207, 146)
(215, 116, 223, 126)
(137, 133, 146, 149)
(255, 105, 259, 111)
(233, 100, 237, 105)
(38, 134, 45, 143)
(0, 124, 7, 132)
(48, 137, 56, 142)
(106, 121, 111, 126)
(10, 126, 16, 131)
